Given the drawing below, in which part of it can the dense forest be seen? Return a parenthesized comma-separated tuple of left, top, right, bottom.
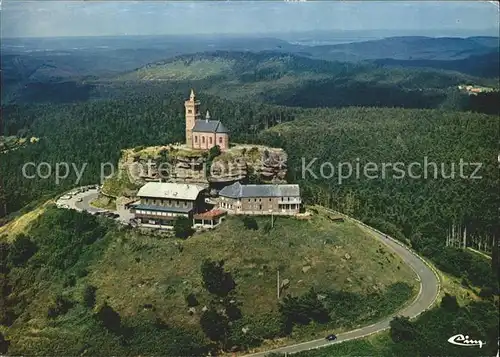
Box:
(2, 90, 498, 283)
(258, 108, 499, 291)
(1, 86, 498, 355)
(290, 294, 499, 357)
(5, 51, 499, 115)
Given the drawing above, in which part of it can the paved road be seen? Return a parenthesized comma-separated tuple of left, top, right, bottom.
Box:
(56, 187, 133, 224)
(243, 210, 440, 357)
(56, 190, 440, 356)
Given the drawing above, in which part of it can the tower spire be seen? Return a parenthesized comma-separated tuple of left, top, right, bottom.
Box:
(205, 110, 210, 122)
(190, 89, 195, 100)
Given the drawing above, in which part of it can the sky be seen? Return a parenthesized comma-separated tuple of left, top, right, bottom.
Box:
(1, 1, 499, 38)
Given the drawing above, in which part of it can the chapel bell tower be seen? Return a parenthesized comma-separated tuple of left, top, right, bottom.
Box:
(184, 89, 200, 147)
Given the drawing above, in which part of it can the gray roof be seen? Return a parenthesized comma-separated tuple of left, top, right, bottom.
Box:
(192, 119, 229, 134)
(132, 204, 193, 213)
(137, 182, 206, 200)
(219, 182, 300, 198)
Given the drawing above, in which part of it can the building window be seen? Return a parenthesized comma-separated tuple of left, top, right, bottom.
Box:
(259, 204, 262, 210)
(219, 137, 223, 144)
(188, 109, 192, 114)
(195, 136, 198, 143)
(209, 137, 212, 144)
(269, 198, 272, 202)
(202, 136, 205, 143)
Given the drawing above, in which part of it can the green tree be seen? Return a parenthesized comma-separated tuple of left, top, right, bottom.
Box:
(208, 145, 221, 160)
(96, 302, 122, 334)
(0, 332, 9, 354)
(200, 309, 229, 343)
(173, 216, 194, 239)
(225, 302, 242, 321)
(201, 259, 235, 296)
(390, 316, 417, 342)
(8, 234, 37, 266)
(279, 288, 329, 328)
(440, 293, 459, 312)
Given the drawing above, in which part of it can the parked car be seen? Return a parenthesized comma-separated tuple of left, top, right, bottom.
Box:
(325, 334, 337, 341)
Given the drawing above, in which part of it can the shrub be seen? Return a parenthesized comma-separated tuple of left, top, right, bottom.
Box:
(47, 294, 73, 318)
(83, 285, 97, 308)
(243, 217, 258, 230)
(208, 145, 221, 160)
(186, 293, 199, 307)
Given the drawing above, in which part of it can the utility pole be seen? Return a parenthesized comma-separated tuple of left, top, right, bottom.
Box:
(463, 225, 467, 249)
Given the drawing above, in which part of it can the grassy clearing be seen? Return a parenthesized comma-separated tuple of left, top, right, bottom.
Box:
(119, 59, 236, 81)
(0, 200, 53, 242)
(89, 209, 417, 332)
(90, 196, 117, 211)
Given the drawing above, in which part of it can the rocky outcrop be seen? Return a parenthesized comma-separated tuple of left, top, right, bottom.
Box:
(113, 144, 288, 191)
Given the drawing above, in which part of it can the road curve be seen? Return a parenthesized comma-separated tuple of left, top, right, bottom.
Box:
(57, 190, 440, 356)
(243, 208, 440, 357)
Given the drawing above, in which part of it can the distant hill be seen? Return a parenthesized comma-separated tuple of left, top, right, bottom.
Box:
(114, 50, 359, 81)
(374, 51, 500, 78)
(109, 50, 495, 110)
(3, 36, 498, 105)
(306, 36, 499, 61)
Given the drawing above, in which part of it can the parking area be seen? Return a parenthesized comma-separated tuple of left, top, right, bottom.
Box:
(56, 185, 134, 224)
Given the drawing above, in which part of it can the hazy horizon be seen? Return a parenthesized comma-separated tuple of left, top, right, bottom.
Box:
(2, 1, 499, 39)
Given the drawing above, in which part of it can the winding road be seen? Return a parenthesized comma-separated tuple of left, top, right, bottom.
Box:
(57, 188, 440, 356)
(243, 209, 441, 357)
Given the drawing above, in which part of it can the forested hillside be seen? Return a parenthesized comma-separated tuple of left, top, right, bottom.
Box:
(1, 93, 498, 292)
(258, 108, 498, 290)
(5, 51, 499, 114)
(0, 91, 298, 216)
